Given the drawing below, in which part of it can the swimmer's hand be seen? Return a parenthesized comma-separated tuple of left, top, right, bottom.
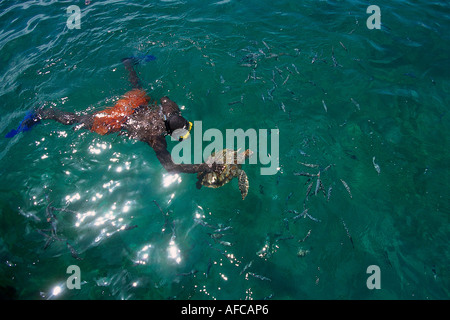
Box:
(196, 163, 224, 189)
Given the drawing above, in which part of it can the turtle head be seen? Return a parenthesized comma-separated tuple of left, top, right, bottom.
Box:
(243, 149, 253, 159)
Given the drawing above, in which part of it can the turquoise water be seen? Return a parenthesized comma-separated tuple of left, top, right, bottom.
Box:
(0, 0, 448, 300)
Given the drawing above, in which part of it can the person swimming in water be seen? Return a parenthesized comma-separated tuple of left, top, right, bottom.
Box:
(6, 57, 218, 174)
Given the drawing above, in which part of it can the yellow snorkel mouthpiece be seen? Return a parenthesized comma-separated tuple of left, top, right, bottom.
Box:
(179, 121, 193, 141)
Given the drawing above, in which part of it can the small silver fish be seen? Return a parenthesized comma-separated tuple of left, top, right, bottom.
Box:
(262, 40, 270, 51)
(206, 258, 213, 278)
(214, 226, 232, 233)
(280, 102, 286, 112)
(322, 100, 328, 112)
(293, 171, 317, 177)
(268, 86, 275, 99)
(327, 186, 332, 202)
(297, 161, 319, 168)
(340, 179, 352, 198)
(292, 209, 308, 222)
(292, 63, 300, 74)
(282, 75, 290, 86)
(304, 211, 321, 222)
(305, 180, 314, 200)
(350, 98, 360, 111)
(314, 177, 321, 196)
(298, 149, 310, 157)
(285, 192, 293, 203)
(37, 229, 54, 250)
(177, 270, 198, 277)
(66, 242, 83, 260)
(341, 219, 354, 248)
(45, 202, 55, 222)
(432, 265, 437, 280)
(339, 41, 348, 52)
(276, 235, 294, 242)
(299, 229, 312, 242)
(124, 224, 138, 231)
(218, 240, 232, 247)
(240, 260, 253, 275)
(332, 57, 341, 67)
(331, 47, 342, 67)
(319, 180, 326, 197)
(37, 229, 51, 239)
(372, 157, 381, 175)
(248, 272, 271, 281)
(44, 236, 54, 250)
(208, 233, 224, 240)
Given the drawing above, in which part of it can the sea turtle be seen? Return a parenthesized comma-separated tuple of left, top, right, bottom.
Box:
(196, 149, 253, 200)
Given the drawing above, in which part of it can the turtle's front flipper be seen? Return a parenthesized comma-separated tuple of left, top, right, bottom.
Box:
(238, 170, 249, 200)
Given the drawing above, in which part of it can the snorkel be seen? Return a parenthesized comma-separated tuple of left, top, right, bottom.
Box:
(164, 113, 193, 142)
(178, 121, 193, 141)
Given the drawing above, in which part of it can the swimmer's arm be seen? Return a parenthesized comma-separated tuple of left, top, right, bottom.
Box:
(150, 137, 213, 174)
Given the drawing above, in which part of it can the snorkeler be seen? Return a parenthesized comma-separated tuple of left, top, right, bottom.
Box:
(5, 56, 217, 174)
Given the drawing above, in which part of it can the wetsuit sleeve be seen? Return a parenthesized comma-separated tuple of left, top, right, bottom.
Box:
(150, 136, 212, 174)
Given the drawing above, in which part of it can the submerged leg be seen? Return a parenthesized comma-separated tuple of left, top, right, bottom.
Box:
(121, 58, 142, 89)
(5, 108, 93, 138)
(37, 108, 93, 130)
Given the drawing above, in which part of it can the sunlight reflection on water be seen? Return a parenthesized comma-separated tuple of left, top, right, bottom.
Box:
(162, 173, 182, 188)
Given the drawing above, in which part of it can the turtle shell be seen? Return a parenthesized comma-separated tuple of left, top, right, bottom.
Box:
(197, 149, 252, 195)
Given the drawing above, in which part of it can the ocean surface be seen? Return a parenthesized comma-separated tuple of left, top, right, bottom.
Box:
(0, 0, 448, 300)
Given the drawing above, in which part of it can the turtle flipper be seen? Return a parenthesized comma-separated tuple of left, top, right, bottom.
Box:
(238, 170, 249, 200)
